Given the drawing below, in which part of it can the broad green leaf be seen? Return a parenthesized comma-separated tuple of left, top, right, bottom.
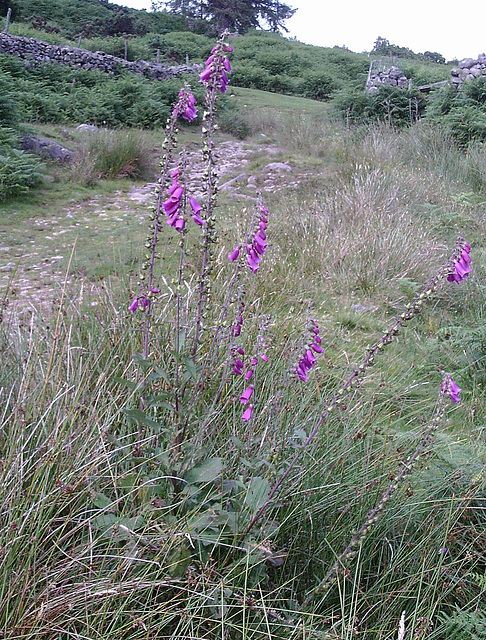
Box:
(185, 457, 222, 484)
(244, 476, 271, 513)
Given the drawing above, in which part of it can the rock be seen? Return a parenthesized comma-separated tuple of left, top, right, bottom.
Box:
(76, 124, 98, 132)
(20, 135, 75, 163)
(264, 162, 292, 172)
(459, 58, 476, 68)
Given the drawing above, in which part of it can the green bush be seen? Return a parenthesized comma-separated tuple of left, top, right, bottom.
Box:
(332, 84, 426, 127)
(426, 77, 486, 145)
(0, 54, 201, 128)
(0, 138, 44, 200)
(300, 70, 336, 100)
(0, 72, 19, 126)
(442, 106, 486, 147)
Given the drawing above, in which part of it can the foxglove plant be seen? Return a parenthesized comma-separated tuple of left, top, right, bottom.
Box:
(130, 83, 198, 362)
(191, 34, 234, 355)
(304, 372, 460, 605)
(236, 236, 473, 545)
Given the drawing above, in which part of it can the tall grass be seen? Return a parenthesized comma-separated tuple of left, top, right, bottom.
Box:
(72, 128, 156, 185)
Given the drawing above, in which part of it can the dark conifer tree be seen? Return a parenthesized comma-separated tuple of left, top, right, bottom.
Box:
(151, 0, 296, 34)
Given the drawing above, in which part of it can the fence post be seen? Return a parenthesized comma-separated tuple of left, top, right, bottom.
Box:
(4, 7, 12, 34)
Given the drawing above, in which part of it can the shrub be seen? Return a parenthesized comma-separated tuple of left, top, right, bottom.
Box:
(332, 84, 426, 126)
(0, 140, 44, 200)
(300, 69, 336, 100)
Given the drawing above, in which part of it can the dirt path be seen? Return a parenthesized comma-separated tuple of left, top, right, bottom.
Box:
(1, 140, 311, 316)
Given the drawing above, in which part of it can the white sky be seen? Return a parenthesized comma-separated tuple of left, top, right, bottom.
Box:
(112, 0, 486, 62)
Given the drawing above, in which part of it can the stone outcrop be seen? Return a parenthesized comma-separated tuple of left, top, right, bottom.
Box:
(451, 54, 486, 88)
(0, 32, 203, 80)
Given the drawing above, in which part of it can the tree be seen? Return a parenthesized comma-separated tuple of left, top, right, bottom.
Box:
(151, 0, 296, 34)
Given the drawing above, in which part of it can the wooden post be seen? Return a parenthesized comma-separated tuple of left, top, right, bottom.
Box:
(156, 48, 160, 64)
(4, 7, 12, 34)
(185, 53, 189, 66)
(77, 33, 83, 48)
(124, 37, 128, 61)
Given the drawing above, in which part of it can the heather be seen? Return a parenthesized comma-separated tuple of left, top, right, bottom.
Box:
(1, 20, 486, 640)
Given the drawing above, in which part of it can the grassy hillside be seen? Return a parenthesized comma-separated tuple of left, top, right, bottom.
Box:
(0, 13, 486, 640)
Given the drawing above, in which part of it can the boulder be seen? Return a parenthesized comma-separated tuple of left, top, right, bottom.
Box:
(20, 135, 75, 163)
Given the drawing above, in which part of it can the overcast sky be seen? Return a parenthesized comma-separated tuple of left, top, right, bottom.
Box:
(112, 0, 486, 62)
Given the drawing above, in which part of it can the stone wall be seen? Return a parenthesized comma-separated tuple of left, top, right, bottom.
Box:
(366, 61, 411, 94)
(0, 32, 203, 80)
(451, 54, 486, 88)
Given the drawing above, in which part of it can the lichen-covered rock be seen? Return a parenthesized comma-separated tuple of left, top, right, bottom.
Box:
(21, 135, 75, 163)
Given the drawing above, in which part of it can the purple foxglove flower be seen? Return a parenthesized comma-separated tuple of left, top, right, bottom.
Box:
(245, 369, 253, 380)
(189, 197, 205, 225)
(140, 297, 149, 308)
(199, 66, 212, 83)
(234, 358, 244, 370)
(448, 241, 472, 283)
(306, 349, 317, 365)
(171, 167, 179, 178)
(311, 343, 324, 354)
(237, 347, 245, 356)
(240, 385, 253, 403)
(233, 364, 243, 375)
(166, 211, 180, 227)
(189, 196, 202, 213)
(162, 197, 180, 216)
(129, 298, 139, 313)
(260, 354, 268, 361)
(174, 217, 185, 232)
(228, 246, 240, 262)
(151, 288, 160, 293)
(441, 375, 461, 403)
(241, 405, 252, 421)
(223, 57, 231, 72)
(251, 358, 258, 366)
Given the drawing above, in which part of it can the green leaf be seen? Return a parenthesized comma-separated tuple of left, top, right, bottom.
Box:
(244, 476, 271, 513)
(92, 492, 113, 509)
(184, 356, 198, 381)
(123, 409, 164, 430)
(185, 457, 222, 484)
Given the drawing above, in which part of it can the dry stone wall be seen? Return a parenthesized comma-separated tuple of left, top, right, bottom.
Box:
(0, 32, 202, 79)
(451, 54, 486, 88)
(366, 61, 411, 94)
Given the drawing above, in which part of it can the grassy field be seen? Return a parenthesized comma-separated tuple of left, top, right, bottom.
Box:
(1, 82, 486, 639)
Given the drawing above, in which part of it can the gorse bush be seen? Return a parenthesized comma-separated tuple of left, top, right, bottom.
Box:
(1, 32, 485, 640)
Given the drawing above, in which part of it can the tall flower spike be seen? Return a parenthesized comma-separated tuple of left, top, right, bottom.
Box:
(447, 240, 472, 283)
(246, 205, 269, 273)
(163, 168, 185, 232)
(172, 83, 198, 122)
(200, 38, 233, 94)
(441, 374, 461, 403)
(296, 319, 323, 382)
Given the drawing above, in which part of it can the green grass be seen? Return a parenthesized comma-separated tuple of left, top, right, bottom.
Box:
(1, 83, 486, 639)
